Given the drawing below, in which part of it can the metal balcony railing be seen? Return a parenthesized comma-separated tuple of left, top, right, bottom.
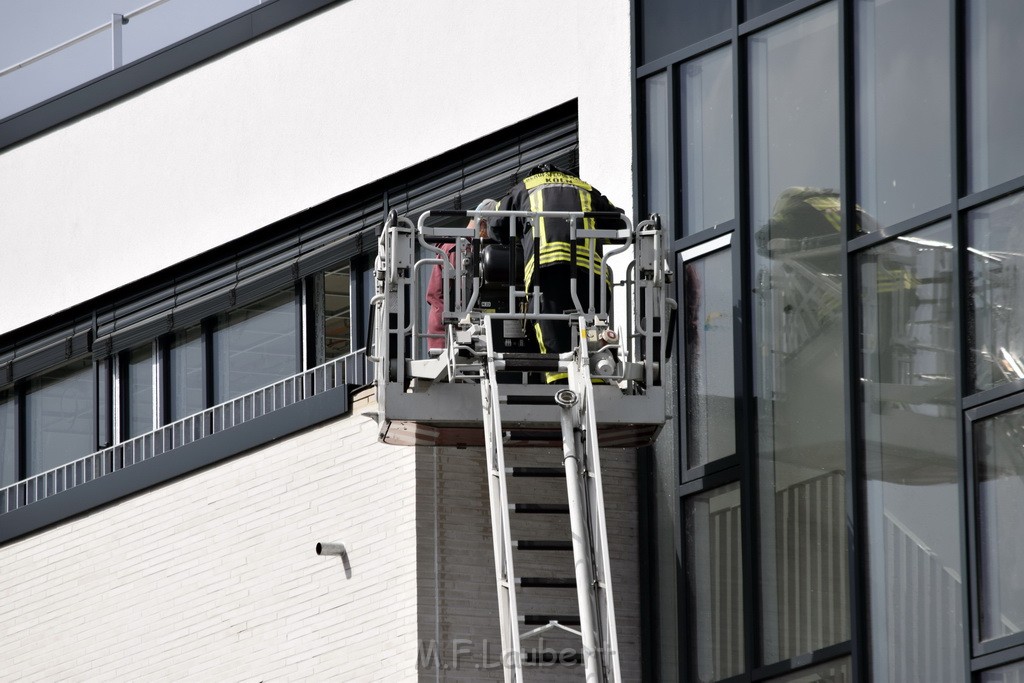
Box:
(0, 0, 262, 120)
(0, 348, 370, 516)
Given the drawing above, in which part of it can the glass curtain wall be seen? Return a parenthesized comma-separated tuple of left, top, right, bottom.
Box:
(637, 0, 1024, 678)
(681, 48, 734, 237)
(968, 0, 1024, 193)
(749, 3, 849, 664)
(859, 223, 963, 681)
(855, 0, 950, 231)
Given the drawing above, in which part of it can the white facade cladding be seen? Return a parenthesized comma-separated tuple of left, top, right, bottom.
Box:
(0, 0, 633, 337)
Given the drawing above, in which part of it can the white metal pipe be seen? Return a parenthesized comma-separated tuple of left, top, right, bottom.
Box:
(556, 393, 602, 680)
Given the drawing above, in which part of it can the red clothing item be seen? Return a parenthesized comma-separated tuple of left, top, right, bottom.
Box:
(426, 242, 459, 350)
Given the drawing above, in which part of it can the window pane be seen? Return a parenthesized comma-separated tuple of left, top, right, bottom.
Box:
(681, 48, 734, 236)
(127, 344, 155, 438)
(975, 406, 1024, 643)
(968, 192, 1024, 392)
(214, 289, 299, 404)
(645, 72, 672, 234)
(324, 265, 352, 360)
(683, 246, 735, 468)
(640, 0, 731, 64)
(25, 360, 94, 475)
(856, 0, 950, 231)
(980, 660, 1024, 683)
(0, 390, 16, 486)
(766, 657, 851, 682)
(968, 0, 1024, 193)
(859, 223, 964, 680)
(169, 325, 205, 422)
(686, 482, 743, 681)
(749, 4, 848, 664)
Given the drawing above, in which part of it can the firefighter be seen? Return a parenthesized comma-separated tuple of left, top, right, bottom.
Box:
(490, 164, 624, 382)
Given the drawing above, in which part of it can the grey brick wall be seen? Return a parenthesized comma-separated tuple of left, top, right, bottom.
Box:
(0, 408, 419, 682)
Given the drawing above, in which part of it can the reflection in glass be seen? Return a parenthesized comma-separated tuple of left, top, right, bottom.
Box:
(856, 0, 950, 230)
(683, 247, 735, 468)
(767, 657, 851, 682)
(324, 265, 352, 360)
(980, 660, 1024, 683)
(645, 73, 672, 233)
(25, 360, 95, 475)
(968, 0, 1024, 192)
(968, 192, 1024, 392)
(214, 289, 299, 404)
(749, 4, 848, 664)
(0, 391, 16, 486)
(686, 482, 743, 681)
(681, 48, 734, 236)
(640, 0, 730, 64)
(976, 406, 1024, 643)
(169, 325, 205, 422)
(127, 344, 155, 438)
(859, 223, 964, 681)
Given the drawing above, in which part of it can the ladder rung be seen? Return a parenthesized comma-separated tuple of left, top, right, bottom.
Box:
(521, 614, 581, 626)
(510, 503, 569, 514)
(505, 430, 561, 442)
(506, 467, 564, 477)
(524, 651, 582, 665)
(495, 352, 562, 371)
(503, 394, 555, 406)
(513, 540, 573, 551)
(517, 577, 576, 588)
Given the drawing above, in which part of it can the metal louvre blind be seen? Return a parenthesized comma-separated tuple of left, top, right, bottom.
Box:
(2, 102, 579, 377)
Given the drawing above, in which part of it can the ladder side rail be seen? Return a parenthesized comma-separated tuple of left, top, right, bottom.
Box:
(556, 385, 604, 680)
(573, 318, 622, 680)
(480, 315, 525, 681)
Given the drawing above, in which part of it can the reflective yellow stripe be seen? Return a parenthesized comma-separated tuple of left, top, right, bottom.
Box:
(579, 186, 594, 260)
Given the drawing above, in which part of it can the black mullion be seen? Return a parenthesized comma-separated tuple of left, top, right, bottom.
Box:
(668, 57, 680, 241)
(202, 318, 215, 409)
(116, 351, 129, 444)
(737, 0, 832, 35)
(672, 220, 736, 255)
(847, 203, 955, 253)
(733, 14, 759, 674)
(636, 29, 733, 78)
(958, 175, 1024, 213)
(159, 335, 171, 427)
(972, 642, 1024, 673)
(675, 250, 689, 487)
(951, 0, 973, 676)
(839, 0, 868, 679)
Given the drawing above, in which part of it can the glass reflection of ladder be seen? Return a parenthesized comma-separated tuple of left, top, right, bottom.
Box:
(478, 314, 621, 683)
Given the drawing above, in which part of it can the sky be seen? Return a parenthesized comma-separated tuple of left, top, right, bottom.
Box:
(0, 0, 258, 118)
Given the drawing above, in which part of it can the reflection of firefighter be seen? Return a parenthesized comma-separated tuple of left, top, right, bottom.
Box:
(756, 187, 879, 260)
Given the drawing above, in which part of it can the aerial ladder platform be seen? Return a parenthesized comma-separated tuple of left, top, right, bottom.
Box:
(369, 205, 673, 682)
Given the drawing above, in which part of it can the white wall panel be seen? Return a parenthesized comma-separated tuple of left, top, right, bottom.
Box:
(0, 0, 632, 336)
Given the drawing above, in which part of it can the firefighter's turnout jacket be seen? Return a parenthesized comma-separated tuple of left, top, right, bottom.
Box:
(491, 167, 623, 288)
